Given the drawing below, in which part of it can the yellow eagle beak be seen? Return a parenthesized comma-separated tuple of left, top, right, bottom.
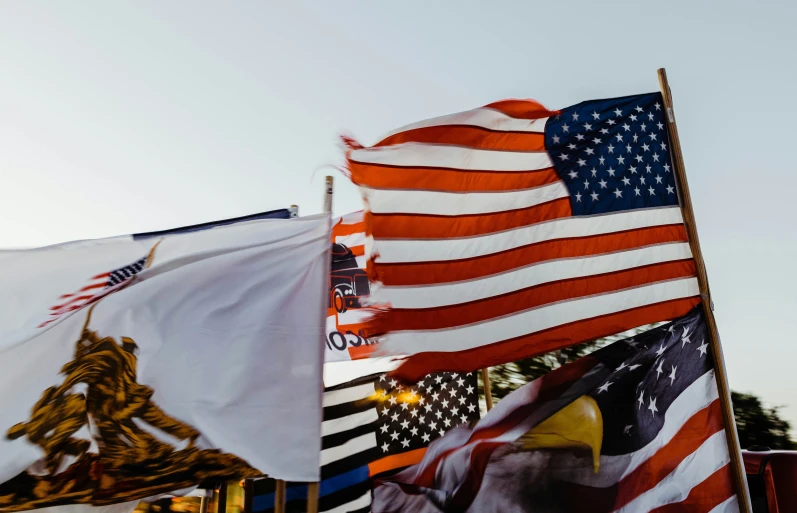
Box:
(516, 395, 603, 474)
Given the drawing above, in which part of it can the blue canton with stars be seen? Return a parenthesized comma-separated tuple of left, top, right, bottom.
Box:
(545, 92, 679, 215)
(585, 307, 712, 455)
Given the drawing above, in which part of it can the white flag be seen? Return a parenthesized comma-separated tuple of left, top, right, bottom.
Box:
(0, 214, 331, 511)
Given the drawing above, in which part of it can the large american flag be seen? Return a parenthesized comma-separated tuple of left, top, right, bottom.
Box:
(250, 372, 479, 513)
(345, 92, 701, 382)
(372, 308, 740, 512)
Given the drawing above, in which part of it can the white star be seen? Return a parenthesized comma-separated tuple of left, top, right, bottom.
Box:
(648, 112, 655, 121)
(600, 128, 609, 135)
(697, 340, 708, 357)
(443, 417, 452, 427)
(655, 175, 663, 184)
(575, 192, 582, 202)
(416, 380, 425, 389)
(597, 381, 613, 393)
(682, 327, 691, 347)
(624, 425, 633, 435)
(410, 426, 419, 437)
(449, 388, 457, 398)
(629, 165, 638, 174)
(401, 419, 410, 430)
(656, 344, 666, 356)
(608, 144, 615, 154)
(585, 147, 595, 155)
(669, 365, 677, 385)
(654, 102, 661, 111)
(599, 156, 606, 165)
(591, 192, 599, 201)
(614, 108, 623, 117)
(458, 396, 466, 405)
(424, 403, 433, 413)
(400, 402, 409, 410)
(466, 385, 474, 395)
(389, 379, 398, 388)
(410, 408, 419, 418)
(435, 375, 443, 384)
(467, 404, 476, 413)
(591, 168, 598, 177)
(456, 377, 465, 387)
(666, 185, 675, 194)
(646, 164, 652, 173)
(642, 143, 650, 152)
(661, 142, 667, 151)
(613, 188, 623, 198)
(583, 122, 593, 131)
(381, 442, 390, 452)
(439, 382, 447, 390)
(435, 410, 443, 419)
(656, 359, 665, 379)
(421, 433, 431, 443)
(633, 133, 639, 143)
(390, 431, 399, 441)
(607, 167, 616, 176)
(451, 406, 459, 416)
(593, 138, 602, 145)
(617, 156, 625, 164)
(630, 114, 638, 122)
(583, 179, 590, 190)
(616, 361, 628, 371)
(634, 187, 641, 196)
(635, 106, 644, 113)
(429, 421, 437, 431)
(648, 186, 656, 196)
(622, 177, 631, 186)
(615, 133, 624, 142)
(552, 135, 560, 144)
(648, 397, 658, 417)
(439, 430, 446, 437)
(649, 133, 658, 141)
(431, 392, 440, 401)
(401, 438, 410, 448)
(663, 163, 671, 172)
(638, 390, 645, 410)
(568, 143, 577, 150)
(628, 364, 642, 371)
(418, 416, 426, 425)
(652, 153, 660, 162)
(608, 116, 617, 123)
(562, 124, 570, 133)
(380, 424, 389, 434)
(592, 111, 600, 120)
(640, 176, 646, 185)
(572, 112, 580, 121)
(461, 415, 469, 423)
(657, 121, 664, 130)
(622, 123, 631, 132)
(576, 133, 585, 141)
(418, 396, 425, 405)
(391, 412, 400, 422)
(640, 123, 647, 132)
(577, 158, 587, 167)
(568, 170, 579, 180)
(441, 399, 450, 409)
(599, 179, 608, 189)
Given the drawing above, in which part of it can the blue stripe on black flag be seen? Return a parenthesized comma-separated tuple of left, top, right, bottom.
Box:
(253, 465, 370, 513)
(133, 208, 293, 240)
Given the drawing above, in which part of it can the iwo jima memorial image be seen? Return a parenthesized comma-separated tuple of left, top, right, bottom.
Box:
(0, 302, 259, 511)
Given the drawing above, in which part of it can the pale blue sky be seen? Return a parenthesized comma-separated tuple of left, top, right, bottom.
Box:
(1, 1, 795, 426)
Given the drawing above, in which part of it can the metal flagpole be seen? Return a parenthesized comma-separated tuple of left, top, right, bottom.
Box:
(305, 176, 333, 513)
(657, 68, 752, 513)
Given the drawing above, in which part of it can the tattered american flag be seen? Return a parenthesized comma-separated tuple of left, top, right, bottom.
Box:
(345, 92, 702, 382)
(38, 256, 147, 328)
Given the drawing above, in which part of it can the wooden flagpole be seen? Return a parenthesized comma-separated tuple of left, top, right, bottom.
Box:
(305, 177, 334, 513)
(657, 68, 752, 513)
(274, 480, 286, 513)
(481, 369, 493, 411)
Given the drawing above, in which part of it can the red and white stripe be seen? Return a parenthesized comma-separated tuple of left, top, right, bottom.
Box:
(345, 99, 700, 382)
(38, 272, 120, 328)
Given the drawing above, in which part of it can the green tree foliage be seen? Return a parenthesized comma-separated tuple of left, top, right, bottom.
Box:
(732, 391, 795, 450)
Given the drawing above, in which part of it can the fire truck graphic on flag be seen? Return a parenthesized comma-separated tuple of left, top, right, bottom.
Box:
(325, 211, 378, 362)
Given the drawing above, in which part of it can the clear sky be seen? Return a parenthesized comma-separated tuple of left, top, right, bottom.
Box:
(2, 1, 795, 427)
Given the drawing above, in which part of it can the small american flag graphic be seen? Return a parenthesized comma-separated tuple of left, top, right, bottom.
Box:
(38, 256, 148, 328)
